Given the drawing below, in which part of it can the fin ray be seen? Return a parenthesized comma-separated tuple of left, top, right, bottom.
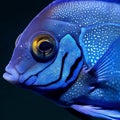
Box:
(91, 37, 120, 83)
(71, 104, 120, 120)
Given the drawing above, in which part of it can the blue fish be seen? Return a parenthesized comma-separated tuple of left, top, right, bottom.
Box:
(3, 0, 120, 119)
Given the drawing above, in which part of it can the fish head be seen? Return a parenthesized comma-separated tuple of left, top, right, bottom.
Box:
(3, 2, 83, 95)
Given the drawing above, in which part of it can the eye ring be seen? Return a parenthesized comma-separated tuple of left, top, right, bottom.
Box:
(31, 34, 57, 62)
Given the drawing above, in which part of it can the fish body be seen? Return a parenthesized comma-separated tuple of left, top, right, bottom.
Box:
(3, 0, 120, 119)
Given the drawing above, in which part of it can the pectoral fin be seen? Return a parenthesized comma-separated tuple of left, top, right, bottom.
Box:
(89, 37, 120, 89)
(71, 104, 120, 120)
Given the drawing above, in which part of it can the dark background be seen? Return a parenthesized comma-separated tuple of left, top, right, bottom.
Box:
(0, 0, 80, 120)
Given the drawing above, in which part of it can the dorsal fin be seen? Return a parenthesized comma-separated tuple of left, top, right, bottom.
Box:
(54, 0, 120, 4)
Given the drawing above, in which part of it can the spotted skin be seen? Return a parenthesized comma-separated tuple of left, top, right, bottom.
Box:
(49, 1, 120, 24)
(80, 24, 120, 66)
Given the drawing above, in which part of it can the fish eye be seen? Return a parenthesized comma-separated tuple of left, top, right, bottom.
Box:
(31, 34, 57, 62)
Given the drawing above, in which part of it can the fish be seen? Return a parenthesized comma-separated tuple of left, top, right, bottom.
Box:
(3, 0, 120, 119)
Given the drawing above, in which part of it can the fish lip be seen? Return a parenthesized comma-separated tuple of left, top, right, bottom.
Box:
(3, 66, 19, 84)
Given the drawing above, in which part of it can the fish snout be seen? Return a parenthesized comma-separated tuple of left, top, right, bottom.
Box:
(3, 65, 19, 84)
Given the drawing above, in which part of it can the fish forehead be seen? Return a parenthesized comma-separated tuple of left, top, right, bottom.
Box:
(17, 1, 120, 44)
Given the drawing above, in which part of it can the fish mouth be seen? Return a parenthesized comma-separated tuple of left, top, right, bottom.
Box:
(3, 66, 19, 84)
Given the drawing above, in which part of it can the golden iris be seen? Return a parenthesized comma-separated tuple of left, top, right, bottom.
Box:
(31, 34, 56, 61)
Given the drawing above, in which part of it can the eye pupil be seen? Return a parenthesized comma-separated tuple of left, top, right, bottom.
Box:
(38, 41, 53, 53)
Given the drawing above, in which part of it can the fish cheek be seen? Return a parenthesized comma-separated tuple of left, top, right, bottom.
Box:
(12, 44, 37, 74)
(15, 48, 37, 74)
(15, 40, 56, 84)
(33, 34, 83, 90)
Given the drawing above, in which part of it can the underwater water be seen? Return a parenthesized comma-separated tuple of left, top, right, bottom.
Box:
(0, 0, 81, 120)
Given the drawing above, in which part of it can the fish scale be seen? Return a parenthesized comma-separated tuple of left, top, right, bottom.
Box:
(49, 1, 120, 26)
(60, 69, 95, 105)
